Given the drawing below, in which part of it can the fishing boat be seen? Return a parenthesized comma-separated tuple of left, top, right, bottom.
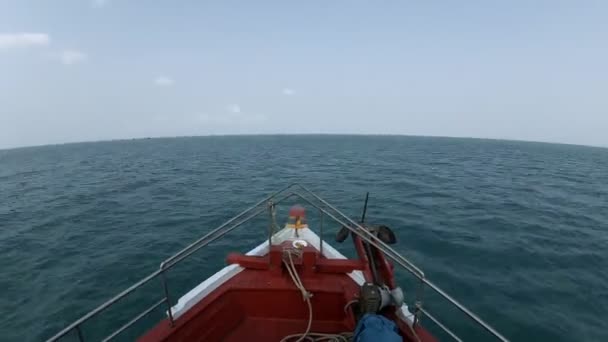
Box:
(47, 184, 508, 342)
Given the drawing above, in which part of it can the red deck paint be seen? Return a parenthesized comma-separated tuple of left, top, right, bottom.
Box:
(138, 241, 438, 342)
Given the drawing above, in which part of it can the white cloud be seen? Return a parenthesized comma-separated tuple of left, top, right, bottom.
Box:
(59, 50, 87, 65)
(92, 0, 109, 8)
(197, 112, 267, 125)
(227, 104, 241, 113)
(197, 105, 269, 126)
(0, 33, 50, 49)
(154, 76, 175, 86)
(1, 34, 87, 67)
(282, 88, 295, 96)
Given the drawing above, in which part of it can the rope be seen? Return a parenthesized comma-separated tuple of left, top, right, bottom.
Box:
(279, 250, 414, 342)
(281, 332, 353, 342)
(280, 250, 354, 341)
(281, 251, 313, 342)
(342, 299, 358, 314)
(406, 319, 421, 342)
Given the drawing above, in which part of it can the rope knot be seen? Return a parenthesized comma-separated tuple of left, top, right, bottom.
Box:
(302, 291, 313, 301)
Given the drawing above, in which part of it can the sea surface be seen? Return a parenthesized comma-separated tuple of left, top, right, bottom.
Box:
(1, 135, 607, 342)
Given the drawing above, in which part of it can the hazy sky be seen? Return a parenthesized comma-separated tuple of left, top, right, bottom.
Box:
(1, 1, 607, 149)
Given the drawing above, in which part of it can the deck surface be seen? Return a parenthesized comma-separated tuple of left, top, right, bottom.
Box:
(138, 239, 437, 342)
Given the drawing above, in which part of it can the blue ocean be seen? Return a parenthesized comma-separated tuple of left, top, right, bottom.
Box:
(1, 135, 607, 341)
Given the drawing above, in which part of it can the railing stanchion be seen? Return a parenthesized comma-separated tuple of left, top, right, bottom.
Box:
(414, 278, 425, 326)
(413, 301, 422, 327)
(319, 209, 324, 256)
(268, 201, 274, 264)
(76, 326, 84, 342)
(159, 267, 174, 327)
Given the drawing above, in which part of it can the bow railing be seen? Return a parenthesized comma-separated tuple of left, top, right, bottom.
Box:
(46, 183, 508, 342)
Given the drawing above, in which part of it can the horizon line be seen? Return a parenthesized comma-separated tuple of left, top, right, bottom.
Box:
(2, 133, 607, 152)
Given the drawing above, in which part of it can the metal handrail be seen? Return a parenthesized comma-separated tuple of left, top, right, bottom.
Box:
(100, 298, 167, 342)
(46, 190, 297, 342)
(161, 184, 298, 270)
(289, 185, 508, 341)
(419, 307, 463, 342)
(46, 184, 508, 342)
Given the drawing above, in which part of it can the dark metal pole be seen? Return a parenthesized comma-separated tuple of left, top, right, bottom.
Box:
(75, 326, 84, 342)
(319, 208, 324, 256)
(360, 192, 370, 223)
(160, 271, 174, 327)
(414, 278, 425, 326)
(268, 201, 274, 265)
(360, 192, 380, 284)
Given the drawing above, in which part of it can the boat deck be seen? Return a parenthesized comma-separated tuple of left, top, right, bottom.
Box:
(139, 244, 436, 342)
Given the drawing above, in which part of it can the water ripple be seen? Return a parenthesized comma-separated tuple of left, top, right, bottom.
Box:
(0, 136, 607, 341)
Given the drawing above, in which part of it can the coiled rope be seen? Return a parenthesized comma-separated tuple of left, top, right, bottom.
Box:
(279, 249, 418, 342)
(280, 250, 354, 342)
(281, 250, 313, 342)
